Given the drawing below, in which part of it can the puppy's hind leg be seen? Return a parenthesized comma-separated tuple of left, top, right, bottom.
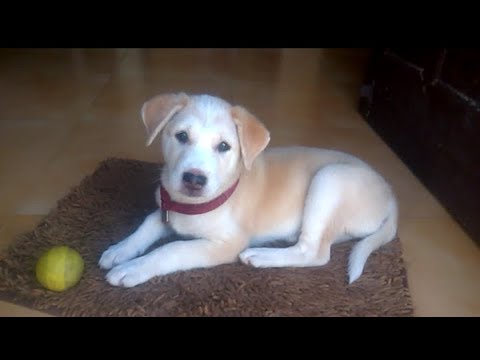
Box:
(240, 165, 343, 268)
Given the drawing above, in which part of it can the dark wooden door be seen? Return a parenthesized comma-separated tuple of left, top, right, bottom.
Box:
(360, 48, 480, 245)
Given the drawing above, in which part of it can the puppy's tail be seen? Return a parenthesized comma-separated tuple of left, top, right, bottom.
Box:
(348, 199, 398, 284)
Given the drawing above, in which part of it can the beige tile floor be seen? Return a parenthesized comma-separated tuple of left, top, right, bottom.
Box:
(0, 48, 478, 317)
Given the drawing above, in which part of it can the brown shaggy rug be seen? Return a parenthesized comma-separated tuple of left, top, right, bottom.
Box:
(0, 158, 413, 317)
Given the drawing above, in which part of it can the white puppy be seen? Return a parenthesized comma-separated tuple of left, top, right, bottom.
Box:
(99, 93, 398, 287)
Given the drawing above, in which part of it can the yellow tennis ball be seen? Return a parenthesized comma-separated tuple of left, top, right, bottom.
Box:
(35, 246, 84, 292)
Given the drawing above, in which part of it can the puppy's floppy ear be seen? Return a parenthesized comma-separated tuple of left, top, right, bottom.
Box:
(141, 93, 190, 146)
(231, 106, 270, 170)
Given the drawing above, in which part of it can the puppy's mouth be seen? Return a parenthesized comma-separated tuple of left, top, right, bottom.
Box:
(180, 185, 204, 198)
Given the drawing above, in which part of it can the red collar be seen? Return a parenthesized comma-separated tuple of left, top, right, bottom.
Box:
(159, 179, 240, 220)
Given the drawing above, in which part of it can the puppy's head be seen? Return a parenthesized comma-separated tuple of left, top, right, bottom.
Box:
(142, 93, 270, 203)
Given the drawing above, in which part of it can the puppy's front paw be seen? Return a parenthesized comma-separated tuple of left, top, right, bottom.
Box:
(99, 241, 138, 270)
(239, 248, 278, 268)
(106, 258, 153, 288)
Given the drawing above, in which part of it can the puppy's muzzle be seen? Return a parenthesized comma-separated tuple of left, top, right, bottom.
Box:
(182, 170, 208, 190)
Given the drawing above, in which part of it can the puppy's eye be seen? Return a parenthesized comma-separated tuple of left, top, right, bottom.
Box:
(217, 141, 231, 152)
(175, 131, 189, 144)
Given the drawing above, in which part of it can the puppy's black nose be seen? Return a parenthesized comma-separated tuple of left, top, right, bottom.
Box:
(182, 171, 207, 189)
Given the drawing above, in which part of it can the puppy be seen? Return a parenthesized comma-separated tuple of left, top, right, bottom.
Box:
(99, 93, 398, 287)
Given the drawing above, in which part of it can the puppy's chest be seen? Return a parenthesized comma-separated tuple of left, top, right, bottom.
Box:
(166, 209, 233, 239)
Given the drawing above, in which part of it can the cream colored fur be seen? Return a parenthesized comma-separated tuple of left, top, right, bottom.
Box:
(99, 93, 398, 287)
